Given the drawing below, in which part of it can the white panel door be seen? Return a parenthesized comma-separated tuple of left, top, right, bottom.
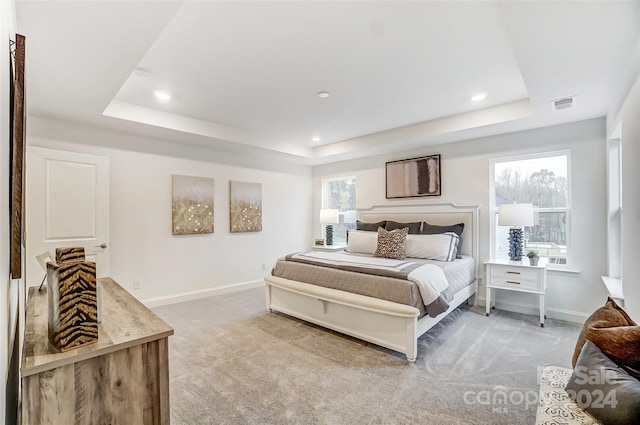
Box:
(26, 147, 110, 286)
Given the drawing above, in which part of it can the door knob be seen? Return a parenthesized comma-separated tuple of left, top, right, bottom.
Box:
(95, 243, 108, 249)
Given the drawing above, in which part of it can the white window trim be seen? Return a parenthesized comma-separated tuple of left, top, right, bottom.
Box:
(606, 131, 622, 279)
(321, 176, 356, 209)
(489, 150, 572, 270)
(321, 176, 357, 243)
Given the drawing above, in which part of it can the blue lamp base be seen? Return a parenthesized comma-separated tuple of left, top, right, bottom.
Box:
(508, 227, 524, 261)
(325, 225, 334, 246)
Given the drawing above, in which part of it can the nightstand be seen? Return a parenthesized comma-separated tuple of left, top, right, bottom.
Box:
(311, 244, 346, 252)
(485, 259, 547, 327)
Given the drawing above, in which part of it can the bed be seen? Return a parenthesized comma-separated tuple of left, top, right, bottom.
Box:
(265, 203, 479, 362)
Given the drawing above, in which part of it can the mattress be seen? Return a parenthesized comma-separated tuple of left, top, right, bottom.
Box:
(271, 252, 475, 318)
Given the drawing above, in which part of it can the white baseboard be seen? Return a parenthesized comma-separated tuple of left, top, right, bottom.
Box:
(142, 280, 589, 323)
(142, 279, 265, 308)
(477, 296, 589, 324)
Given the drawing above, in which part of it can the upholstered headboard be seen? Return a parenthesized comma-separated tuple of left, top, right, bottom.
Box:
(357, 203, 480, 276)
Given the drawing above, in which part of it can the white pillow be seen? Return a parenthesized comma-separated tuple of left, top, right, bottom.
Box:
(347, 230, 379, 255)
(405, 232, 459, 261)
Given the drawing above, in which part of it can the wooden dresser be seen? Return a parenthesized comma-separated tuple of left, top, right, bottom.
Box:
(21, 277, 174, 425)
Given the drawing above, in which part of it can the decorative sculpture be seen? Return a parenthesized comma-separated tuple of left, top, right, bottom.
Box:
(47, 247, 98, 351)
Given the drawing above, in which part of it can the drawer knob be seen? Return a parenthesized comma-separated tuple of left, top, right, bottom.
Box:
(506, 280, 521, 284)
(506, 271, 521, 275)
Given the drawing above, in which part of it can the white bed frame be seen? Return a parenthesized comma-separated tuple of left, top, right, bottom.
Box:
(265, 203, 480, 362)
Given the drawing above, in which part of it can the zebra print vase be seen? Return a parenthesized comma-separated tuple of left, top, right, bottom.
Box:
(47, 247, 98, 352)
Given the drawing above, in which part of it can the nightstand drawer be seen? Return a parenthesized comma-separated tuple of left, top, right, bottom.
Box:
(490, 265, 540, 282)
(489, 275, 542, 291)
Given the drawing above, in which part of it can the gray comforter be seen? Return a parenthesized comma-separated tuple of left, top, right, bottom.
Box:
(272, 252, 454, 318)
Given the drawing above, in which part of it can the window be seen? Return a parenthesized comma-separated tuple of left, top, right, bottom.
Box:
(321, 176, 356, 244)
(606, 130, 622, 278)
(491, 152, 570, 266)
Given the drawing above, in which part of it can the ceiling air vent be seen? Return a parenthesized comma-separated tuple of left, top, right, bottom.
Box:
(551, 96, 576, 111)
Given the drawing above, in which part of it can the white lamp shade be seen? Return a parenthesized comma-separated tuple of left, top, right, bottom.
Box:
(319, 209, 339, 224)
(498, 203, 534, 227)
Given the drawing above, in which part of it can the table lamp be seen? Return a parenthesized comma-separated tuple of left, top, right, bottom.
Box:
(320, 209, 339, 246)
(498, 203, 534, 261)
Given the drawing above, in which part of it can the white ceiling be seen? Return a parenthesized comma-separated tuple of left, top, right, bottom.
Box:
(16, 1, 640, 165)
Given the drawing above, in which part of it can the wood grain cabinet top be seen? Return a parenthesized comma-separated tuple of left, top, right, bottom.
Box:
(21, 277, 175, 425)
(22, 277, 174, 377)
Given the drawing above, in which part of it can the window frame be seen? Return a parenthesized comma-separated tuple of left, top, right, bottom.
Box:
(321, 176, 357, 244)
(606, 130, 622, 278)
(489, 150, 572, 269)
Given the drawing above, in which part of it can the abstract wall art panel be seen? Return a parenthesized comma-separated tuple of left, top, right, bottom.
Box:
(230, 181, 262, 233)
(386, 154, 441, 198)
(172, 175, 214, 235)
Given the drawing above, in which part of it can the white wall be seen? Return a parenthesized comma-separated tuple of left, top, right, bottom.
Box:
(609, 72, 640, 321)
(1, 0, 20, 421)
(26, 118, 312, 305)
(313, 118, 608, 323)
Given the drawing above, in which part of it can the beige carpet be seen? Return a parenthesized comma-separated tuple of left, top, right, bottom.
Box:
(152, 286, 581, 425)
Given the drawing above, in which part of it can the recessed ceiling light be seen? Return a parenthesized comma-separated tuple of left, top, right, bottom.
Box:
(133, 67, 151, 78)
(471, 92, 487, 102)
(316, 91, 330, 99)
(312, 137, 321, 143)
(154, 90, 171, 101)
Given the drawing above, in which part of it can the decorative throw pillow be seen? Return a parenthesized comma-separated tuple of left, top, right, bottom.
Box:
(572, 297, 640, 379)
(356, 220, 387, 231)
(385, 221, 421, 234)
(346, 230, 379, 255)
(405, 233, 459, 261)
(566, 340, 640, 425)
(421, 222, 465, 258)
(374, 227, 409, 260)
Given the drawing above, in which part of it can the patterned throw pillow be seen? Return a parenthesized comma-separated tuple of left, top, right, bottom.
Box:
(374, 227, 409, 260)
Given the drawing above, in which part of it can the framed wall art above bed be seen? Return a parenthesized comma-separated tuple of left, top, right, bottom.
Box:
(386, 154, 441, 199)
